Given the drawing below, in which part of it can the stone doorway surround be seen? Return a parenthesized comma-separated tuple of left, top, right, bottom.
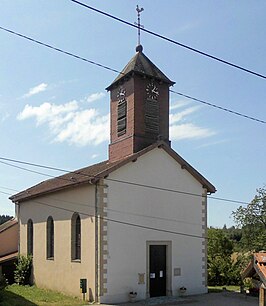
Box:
(146, 241, 172, 298)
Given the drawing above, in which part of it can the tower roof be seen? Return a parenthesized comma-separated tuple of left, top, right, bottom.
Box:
(106, 46, 175, 91)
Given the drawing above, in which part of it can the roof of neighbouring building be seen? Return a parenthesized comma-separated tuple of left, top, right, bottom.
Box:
(106, 46, 175, 90)
(242, 252, 266, 287)
(10, 141, 216, 203)
(0, 251, 18, 264)
(0, 218, 18, 234)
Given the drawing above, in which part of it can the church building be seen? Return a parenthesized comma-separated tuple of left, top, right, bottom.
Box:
(10, 43, 216, 303)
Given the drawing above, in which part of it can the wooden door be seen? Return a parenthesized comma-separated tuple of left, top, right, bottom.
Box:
(149, 245, 166, 297)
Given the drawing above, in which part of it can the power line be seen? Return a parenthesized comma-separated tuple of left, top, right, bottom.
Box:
(0, 184, 201, 226)
(0, 156, 250, 206)
(0, 160, 70, 181)
(0, 25, 265, 125)
(0, 185, 18, 192)
(0, 26, 122, 76)
(0, 189, 207, 240)
(170, 90, 266, 124)
(70, 0, 266, 80)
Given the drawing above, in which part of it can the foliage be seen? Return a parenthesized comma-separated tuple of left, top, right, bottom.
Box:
(207, 186, 266, 286)
(0, 284, 87, 306)
(14, 255, 32, 285)
(0, 274, 8, 289)
(0, 215, 12, 225)
(207, 228, 251, 286)
(208, 228, 234, 258)
(232, 186, 266, 252)
(208, 285, 240, 293)
(207, 228, 242, 286)
(221, 225, 242, 247)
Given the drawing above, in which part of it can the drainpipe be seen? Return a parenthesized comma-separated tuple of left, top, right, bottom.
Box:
(95, 182, 100, 303)
(16, 202, 20, 255)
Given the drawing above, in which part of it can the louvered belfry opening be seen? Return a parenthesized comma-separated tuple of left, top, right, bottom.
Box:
(145, 98, 159, 134)
(106, 45, 174, 162)
(117, 98, 127, 136)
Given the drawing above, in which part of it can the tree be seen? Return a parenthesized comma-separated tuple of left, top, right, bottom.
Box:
(207, 228, 236, 285)
(0, 215, 12, 225)
(232, 187, 266, 252)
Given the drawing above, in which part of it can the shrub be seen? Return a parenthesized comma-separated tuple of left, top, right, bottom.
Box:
(14, 255, 32, 285)
(0, 273, 8, 289)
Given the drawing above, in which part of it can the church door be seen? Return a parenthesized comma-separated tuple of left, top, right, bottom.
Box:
(149, 245, 166, 297)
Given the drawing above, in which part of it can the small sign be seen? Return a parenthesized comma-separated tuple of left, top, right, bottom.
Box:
(160, 271, 163, 277)
(80, 279, 87, 294)
(174, 268, 181, 276)
(150, 273, 155, 279)
(138, 273, 145, 284)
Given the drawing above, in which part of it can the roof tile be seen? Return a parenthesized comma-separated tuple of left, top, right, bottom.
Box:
(10, 141, 216, 203)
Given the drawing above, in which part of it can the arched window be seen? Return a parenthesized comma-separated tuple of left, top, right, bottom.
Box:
(27, 219, 33, 256)
(71, 213, 81, 260)
(46, 216, 54, 259)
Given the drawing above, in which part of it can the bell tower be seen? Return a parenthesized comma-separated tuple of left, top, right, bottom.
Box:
(106, 45, 175, 162)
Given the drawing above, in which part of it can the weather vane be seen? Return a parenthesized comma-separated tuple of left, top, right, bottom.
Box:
(135, 5, 144, 46)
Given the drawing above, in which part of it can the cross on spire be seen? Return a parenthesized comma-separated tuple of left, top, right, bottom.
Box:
(135, 5, 144, 47)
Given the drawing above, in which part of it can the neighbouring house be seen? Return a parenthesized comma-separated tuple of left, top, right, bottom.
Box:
(242, 252, 266, 306)
(0, 218, 18, 284)
(10, 44, 216, 303)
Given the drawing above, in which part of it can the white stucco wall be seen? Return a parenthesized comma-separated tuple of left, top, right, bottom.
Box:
(19, 184, 96, 299)
(101, 147, 207, 303)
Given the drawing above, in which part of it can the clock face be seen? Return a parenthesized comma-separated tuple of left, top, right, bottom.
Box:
(146, 82, 159, 100)
(117, 87, 126, 101)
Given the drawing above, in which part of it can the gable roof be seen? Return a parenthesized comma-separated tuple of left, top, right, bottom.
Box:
(10, 141, 216, 203)
(0, 251, 18, 264)
(242, 252, 266, 287)
(0, 218, 18, 234)
(106, 49, 175, 91)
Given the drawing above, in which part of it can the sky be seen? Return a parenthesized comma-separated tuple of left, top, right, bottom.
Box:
(0, 0, 265, 228)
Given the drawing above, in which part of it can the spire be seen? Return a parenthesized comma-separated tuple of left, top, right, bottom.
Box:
(135, 5, 144, 53)
(106, 51, 175, 91)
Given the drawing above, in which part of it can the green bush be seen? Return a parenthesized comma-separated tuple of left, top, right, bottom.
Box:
(0, 273, 8, 289)
(14, 255, 32, 285)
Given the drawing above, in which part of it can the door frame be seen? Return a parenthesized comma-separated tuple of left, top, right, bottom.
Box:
(146, 241, 172, 298)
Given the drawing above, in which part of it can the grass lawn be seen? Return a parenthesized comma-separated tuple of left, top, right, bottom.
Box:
(208, 285, 240, 293)
(0, 284, 88, 306)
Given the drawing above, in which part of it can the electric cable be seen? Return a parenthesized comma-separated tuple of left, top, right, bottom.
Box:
(0, 156, 251, 206)
(0, 26, 122, 76)
(0, 25, 265, 124)
(0, 184, 202, 227)
(170, 90, 266, 124)
(0, 188, 209, 240)
(70, 0, 266, 80)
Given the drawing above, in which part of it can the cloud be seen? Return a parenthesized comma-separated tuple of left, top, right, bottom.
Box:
(169, 106, 200, 125)
(23, 83, 48, 98)
(170, 123, 215, 140)
(170, 100, 190, 111)
(54, 109, 109, 146)
(17, 101, 78, 125)
(17, 96, 109, 146)
(17, 94, 214, 146)
(169, 102, 215, 141)
(86, 92, 105, 103)
(196, 139, 228, 149)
